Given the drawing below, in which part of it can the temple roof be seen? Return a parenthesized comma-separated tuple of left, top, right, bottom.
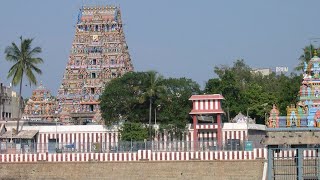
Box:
(189, 94, 224, 100)
(0, 130, 38, 139)
(33, 82, 50, 93)
(231, 112, 255, 124)
(310, 55, 320, 62)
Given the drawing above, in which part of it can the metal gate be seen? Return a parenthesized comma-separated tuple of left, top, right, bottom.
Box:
(268, 147, 320, 180)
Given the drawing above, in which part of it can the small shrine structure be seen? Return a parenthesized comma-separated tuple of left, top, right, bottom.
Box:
(189, 94, 224, 149)
(231, 112, 255, 124)
(23, 83, 56, 122)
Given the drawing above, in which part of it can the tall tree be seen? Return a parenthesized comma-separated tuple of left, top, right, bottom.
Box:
(100, 72, 200, 140)
(206, 59, 302, 124)
(139, 71, 165, 140)
(4, 36, 43, 132)
(157, 78, 200, 139)
(100, 71, 149, 125)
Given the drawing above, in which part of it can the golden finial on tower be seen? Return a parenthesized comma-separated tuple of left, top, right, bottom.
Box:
(313, 49, 318, 57)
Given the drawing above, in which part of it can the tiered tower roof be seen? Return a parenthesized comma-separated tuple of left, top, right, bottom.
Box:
(23, 83, 56, 121)
(56, 5, 134, 124)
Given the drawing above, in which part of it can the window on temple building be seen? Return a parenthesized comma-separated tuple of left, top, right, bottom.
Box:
(92, 59, 96, 65)
(89, 105, 94, 112)
(91, 73, 96, 79)
(111, 59, 115, 65)
(95, 25, 98, 32)
(91, 88, 95, 94)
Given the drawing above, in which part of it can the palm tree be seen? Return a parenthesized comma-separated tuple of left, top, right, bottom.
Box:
(4, 36, 43, 132)
(139, 71, 165, 140)
(295, 44, 320, 72)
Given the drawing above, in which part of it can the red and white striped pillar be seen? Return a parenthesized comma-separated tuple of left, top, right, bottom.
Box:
(193, 115, 198, 151)
(217, 114, 222, 148)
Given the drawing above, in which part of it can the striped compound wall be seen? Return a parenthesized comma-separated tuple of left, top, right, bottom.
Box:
(0, 148, 265, 163)
(1, 149, 319, 163)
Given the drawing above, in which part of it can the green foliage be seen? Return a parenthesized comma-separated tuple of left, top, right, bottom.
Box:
(100, 72, 150, 126)
(5, 36, 43, 87)
(100, 72, 200, 138)
(4, 36, 43, 132)
(205, 59, 302, 124)
(157, 78, 201, 137)
(119, 122, 148, 141)
(137, 71, 166, 139)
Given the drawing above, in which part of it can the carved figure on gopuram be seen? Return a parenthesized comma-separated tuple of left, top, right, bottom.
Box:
(56, 5, 134, 125)
(268, 105, 279, 128)
(268, 50, 320, 128)
(22, 83, 57, 122)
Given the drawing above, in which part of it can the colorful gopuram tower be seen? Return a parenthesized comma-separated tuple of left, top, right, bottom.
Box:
(267, 51, 320, 128)
(57, 6, 134, 124)
(23, 83, 57, 121)
(264, 51, 320, 180)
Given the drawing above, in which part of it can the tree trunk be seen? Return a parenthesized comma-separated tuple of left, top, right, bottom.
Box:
(149, 98, 152, 140)
(16, 78, 23, 134)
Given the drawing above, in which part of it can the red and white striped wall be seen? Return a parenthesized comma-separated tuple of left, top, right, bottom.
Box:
(273, 149, 319, 159)
(189, 94, 224, 114)
(0, 154, 37, 163)
(37, 129, 247, 153)
(46, 152, 139, 162)
(194, 100, 221, 111)
(222, 130, 247, 142)
(196, 124, 218, 129)
(1, 149, 319, 163)
(189, 129, 247, 143)
(0, 148, 265, 163)
(37, 131, 119, 153)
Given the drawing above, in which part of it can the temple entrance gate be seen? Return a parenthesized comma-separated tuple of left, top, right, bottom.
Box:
(267, 147, 320, 180)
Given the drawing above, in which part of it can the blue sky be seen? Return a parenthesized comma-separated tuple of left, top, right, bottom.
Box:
(0, 0, 319, 97)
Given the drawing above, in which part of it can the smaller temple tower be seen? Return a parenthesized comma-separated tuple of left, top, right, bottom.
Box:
(189, 94, 224, 150)
(267, 51, 320, 128)
(265, 51, 320, 179)
(23, 83, 56, 121)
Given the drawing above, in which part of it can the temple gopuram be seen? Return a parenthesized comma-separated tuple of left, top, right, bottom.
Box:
(23, 83, 56, 122)
(56, 6, 134, 124)
(265, 51, 320, 180)
(268, 52, 320, 128)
